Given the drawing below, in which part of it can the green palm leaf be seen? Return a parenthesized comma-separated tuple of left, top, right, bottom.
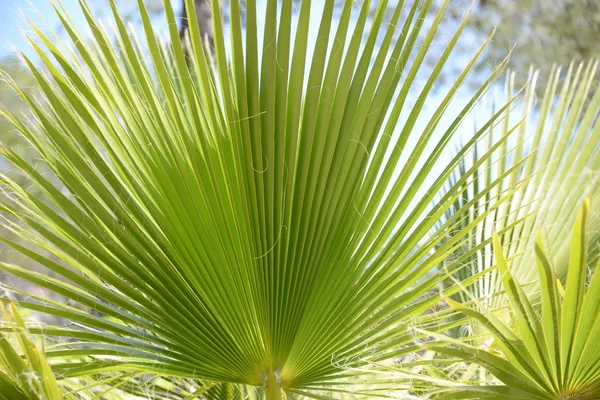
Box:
(430, 199, 600, 399)
(0, 0, 520, 397)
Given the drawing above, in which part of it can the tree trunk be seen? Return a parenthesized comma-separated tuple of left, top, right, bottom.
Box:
(179, 0, 214, 54)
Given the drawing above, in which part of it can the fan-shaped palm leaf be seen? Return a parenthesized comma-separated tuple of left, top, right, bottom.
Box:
(0, 0, 522, 397)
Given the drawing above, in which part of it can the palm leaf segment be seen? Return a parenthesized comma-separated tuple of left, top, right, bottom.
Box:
(431, 200, 600, 399)
(0, 0, 516, 395)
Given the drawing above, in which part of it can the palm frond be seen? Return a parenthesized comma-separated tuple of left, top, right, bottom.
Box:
(430, 199, 600, 399)
(0, 0, 519, 396)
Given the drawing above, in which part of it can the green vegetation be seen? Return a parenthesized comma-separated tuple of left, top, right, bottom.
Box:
(0, 303, 62, 400)
(431, 200, 600, 399)
(0, 0, 598, 399)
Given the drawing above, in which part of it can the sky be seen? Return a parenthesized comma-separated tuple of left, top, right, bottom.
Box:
(1, 0, 82, 56)
(0, 0, 182, 57)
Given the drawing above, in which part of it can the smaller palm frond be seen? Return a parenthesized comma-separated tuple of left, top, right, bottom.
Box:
(0, 303, 142, 399)
(430, 199, 600, 400)
(0, 303, 62, 400)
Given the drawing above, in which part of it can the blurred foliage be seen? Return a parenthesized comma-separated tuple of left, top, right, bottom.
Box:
(13, 0, 600, 88)
(448, 0, 600, 89)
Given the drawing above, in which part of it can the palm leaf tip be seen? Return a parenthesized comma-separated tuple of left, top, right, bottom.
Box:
(0, 0, 519, 395)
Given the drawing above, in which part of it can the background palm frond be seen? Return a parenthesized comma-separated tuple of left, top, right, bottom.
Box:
(438, 62, 600, 308)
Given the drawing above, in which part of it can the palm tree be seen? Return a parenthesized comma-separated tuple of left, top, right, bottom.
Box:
(441, 63, 600, 301)
(0, 0, 533, 397)
(435, 62, 600, 317)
